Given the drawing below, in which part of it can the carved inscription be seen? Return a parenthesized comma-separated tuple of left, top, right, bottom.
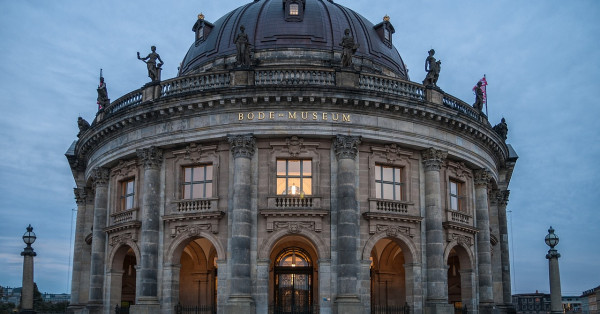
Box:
(238, 111, 351, 122)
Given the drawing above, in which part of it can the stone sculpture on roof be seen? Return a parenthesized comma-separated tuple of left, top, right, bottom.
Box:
(423, 49, 441, 87)
(137, 46, 164, 82)
(234, 26, 252, 67)
(96, 74, 109, 110)
(340, 28, 359, 68)
(493, 118, 509, 141)
(473, 81, 484, 111)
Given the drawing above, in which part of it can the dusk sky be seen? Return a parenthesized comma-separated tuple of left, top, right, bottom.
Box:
(0, 0, 598, 297)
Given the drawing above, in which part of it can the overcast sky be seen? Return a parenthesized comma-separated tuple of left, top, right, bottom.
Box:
(0, 0, 598, 297)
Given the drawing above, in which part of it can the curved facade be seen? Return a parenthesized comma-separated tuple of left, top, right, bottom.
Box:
(66, 1, 517, 313)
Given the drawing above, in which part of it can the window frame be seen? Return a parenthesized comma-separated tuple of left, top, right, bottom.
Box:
(181, 164, 214, 200)
(276, 159, 313, 196)
(374, 164, 404, 201)
(109, 160, 140, 215)
(448, 178, 465, 211)
(119, 178, 136, 211)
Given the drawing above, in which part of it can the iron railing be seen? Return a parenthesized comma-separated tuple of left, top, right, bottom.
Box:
(371, 304, 410, 314)
(268, 304, 320, 314)
(175, 303, 215, 314)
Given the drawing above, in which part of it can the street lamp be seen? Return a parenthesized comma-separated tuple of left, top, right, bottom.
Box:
(545, 226, 562, 314)
(20, 224, 37, 314)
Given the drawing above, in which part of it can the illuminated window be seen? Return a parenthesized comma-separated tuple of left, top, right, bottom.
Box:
(449, 179, 465, 211)
(374, 164, 403, 200)
(120, 179, 135, 211)
(276, 159, 312, 196)
(289, 3, 299, 16)
(182, 165, 213, 199)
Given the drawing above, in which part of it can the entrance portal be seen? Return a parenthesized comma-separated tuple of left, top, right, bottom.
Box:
(370, 238, 407, 312)
(273, 247, 313, 314)
(179, 238, 218, 311)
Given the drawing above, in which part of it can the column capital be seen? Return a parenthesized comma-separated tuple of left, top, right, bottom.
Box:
(421, 147, 447, 171)
(92, 167, 110, 188)
(499, 190, 510, 206)
(473, 168, 491, 187)
(228, 134, 256, 159)
(334, 135, 361, 160)
(137, 146, 163, 169)
(74, 187, 87, 205)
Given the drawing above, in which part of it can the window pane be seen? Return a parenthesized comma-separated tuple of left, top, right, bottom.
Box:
(205, 165, 213, 180)
(302, 178, 312, 195)
(127, 181, 135, 194)
(382, 166, 393, 181)
(383, 183, 393, 199)
(183, 185, 192, 199)
(205, 182, 213, 197)
(302, 160, 311, 176)
(288, 160, 301, 176)
(450, 181, 457, 195)
(193, 167, 204, 181)
(277, 178, 287, 195)
(395, 184, 401, 201)
(376, 183, 382, 199)
(126, 196, 134, 209)
(287, 178, 301, 195)
(375, 165, 381, 180)
(193, 183, 204, 198)
(451, 196, 458, 210)
(277, 160, 286, 176)
(290, 3, 299, 15)
(184, 167, 192, 182)
(394, 168, 401, 182)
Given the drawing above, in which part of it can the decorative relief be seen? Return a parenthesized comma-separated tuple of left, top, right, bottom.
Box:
(109, 232, 137, 246)
(171, 224, 213, 238)
(449, 232, 473, 247)
(286, 136, 305, 157)
(421, 148, 447, 171)
(111, 159, 138, 178)
(473, 168, 491, 187)
(228, 134, 256, 159)
(334, 135, 361, 160)
(273, 221, 315, 233)
(74, 187, 87, 205)
(67, 156, 86, 173)
(448, 161, 470, 179)
(376, 224, 412, 238)
(92, 167, 110, 188)
(382, 144, 411, 163)
(137, 146, 163, 169)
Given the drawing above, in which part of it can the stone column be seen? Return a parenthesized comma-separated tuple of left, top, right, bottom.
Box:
(489, 190, 503, 304)
(546, 227, 562, 314)
(255, 259, 270, 314)
(474, 169, 494, 313)
(162, 264, 181, 314)
(69, 187, 87, 307)
(497, 190, 513, 307)
(20, 225, 36, 314)
(133, 146, 163, 312)
(421, 148, 453, 314)
(225, 134, 256, 313)
(333, 135, 362, 314)
(87, 167, 110, 314)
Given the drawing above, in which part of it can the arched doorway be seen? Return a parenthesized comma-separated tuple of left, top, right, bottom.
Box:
(446, 245, 474, 313)
(179, 237, 218, 312)
(447, 249, 461, 310)
(269, 236, 319, 314)
(370, 238, 407, 312)
(121, 248, 137, 307)
(108, 244, 138, 311)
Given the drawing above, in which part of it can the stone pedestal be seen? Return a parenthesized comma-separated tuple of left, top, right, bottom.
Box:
(335, 70, 359, 88)
(225, 295, 256, 313)
(425, 87, 443, 105)
(424, 302, 454, 314)
(335, 295, 362, 314)
(129, 296, 161, 314)
(20, 253, 35, 313)
(548, 251, 562, 314)
(232, 70, 255, 86)
(142, 81, 161, 102)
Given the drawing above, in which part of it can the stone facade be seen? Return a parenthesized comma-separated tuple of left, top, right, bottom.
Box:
(66, 1, 517, 313)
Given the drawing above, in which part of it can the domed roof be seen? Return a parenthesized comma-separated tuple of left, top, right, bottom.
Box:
(179, 0, 409, 79)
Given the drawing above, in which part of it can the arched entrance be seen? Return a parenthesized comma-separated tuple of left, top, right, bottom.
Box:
(269, 236, 319, 314)
(446, 245, 474, 313)
(121, 248, 137, 307)
(108, 244, 138, 311)
(370, 238, 408, 312)
(447, 249, 461, 310)
(179, 237, 218, 312)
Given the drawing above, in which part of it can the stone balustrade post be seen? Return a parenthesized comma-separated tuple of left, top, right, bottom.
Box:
(333, 135, 362, 314)
(421, 148, 453, 314)
(225, 134, 256, 313)
(133, 146, 163, 312)
(474, 169, 494, 313)
(87, 167, 109, 314)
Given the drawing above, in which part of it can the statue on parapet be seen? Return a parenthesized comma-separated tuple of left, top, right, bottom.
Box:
(234, 26, 252, 67)
(423, 49, 441, 87)
(77, 117, 90, 137)
(473, 81, 484, 111)
(137, 46, 164, 82)
(340, 28, 359, 68)
(493, 118, 508, 141)
(96, 69, 109, 110)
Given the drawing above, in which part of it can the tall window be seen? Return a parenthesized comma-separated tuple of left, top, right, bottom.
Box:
(374, 164, 403, 200)
(449, 179, 464, 211)
(277, 159, 312, 196)
(289, 3, 299, 15)
(120, 179, 135, 211)
(182, 165, 213, 199)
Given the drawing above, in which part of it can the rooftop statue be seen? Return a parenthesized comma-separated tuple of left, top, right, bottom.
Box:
(473, 81, 484, 111)
(137, 46, 164, 82)
(77, 117, 90, 137)
(96, 72, 109, 110)
(340, 28, 359, 68)
(423, 49, 441, 87)
(493, 118, 508, 141)
(234, 26, 252, 67)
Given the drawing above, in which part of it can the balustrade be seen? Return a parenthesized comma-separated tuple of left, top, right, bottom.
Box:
(110, 208, 138, 225)
(374, 199, 409, 214)
(162, 72, 231, 97)
(105, 90, 143, 115)
(442, 94, 481, 120)
(255, 69, 335, 86)
(359, 74, 425, 100)
(176, 198, 216, 213)
(273, 196, 315, 209)
(447, 210, 472, 225)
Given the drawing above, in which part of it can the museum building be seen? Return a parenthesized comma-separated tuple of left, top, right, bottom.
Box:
(66, 0, 518, 313)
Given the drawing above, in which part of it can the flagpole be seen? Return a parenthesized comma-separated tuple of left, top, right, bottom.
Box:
(484, 74, 488, 117)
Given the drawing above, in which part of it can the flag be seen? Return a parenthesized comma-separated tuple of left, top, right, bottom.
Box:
(473, 75, 488, 104)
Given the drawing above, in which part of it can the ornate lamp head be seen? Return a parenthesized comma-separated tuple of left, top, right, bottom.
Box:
(545, 226, 559, 248)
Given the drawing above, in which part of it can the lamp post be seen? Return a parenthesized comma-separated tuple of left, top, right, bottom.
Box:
(545, 226, 562, 314)
(21, 224, 37, 314)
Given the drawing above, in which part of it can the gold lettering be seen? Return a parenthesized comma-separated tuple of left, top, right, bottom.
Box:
(270, 112, 275, 119)
(332, 113, 339, 121)
(322, 112, 328, 121)
(247, 112, 254, 120)
(301, 112, 309, 120)
(312, 112, 318, 120)
(258, 112, 265, 120)
(342, 114, 351, 122)
(238, 113, 244, 121)
(289, 112, 297, 119)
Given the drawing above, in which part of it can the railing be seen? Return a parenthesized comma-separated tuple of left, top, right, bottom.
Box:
(447, 210, 472, 225)
(110, 208, 138, 225)
(442, 94, 480, 120)
(175, 303, 215, 314)
(114, 304, 130, 314)
(373, 199, 409, 214)
(176, 199, 216, 213)
(371, 304, 410, 314)
(255, 69, 335, 86)
(359, 74, 425, 100)
(105, 90, 143, 115)
(268, 304, 320, 314)
(274, 196, 315, 209)
(162, 72, 231, 97)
